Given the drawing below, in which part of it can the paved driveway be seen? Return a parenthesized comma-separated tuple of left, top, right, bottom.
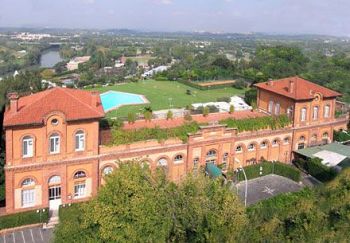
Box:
(235, 174, 303, 206)
(0, 227, 53, 243)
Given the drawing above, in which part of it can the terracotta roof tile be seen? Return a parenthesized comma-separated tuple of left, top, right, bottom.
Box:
(4, 87, 105, 127)
(254, 76, 341, 101)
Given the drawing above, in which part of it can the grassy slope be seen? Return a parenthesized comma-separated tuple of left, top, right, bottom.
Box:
(93, 80, 246, 118)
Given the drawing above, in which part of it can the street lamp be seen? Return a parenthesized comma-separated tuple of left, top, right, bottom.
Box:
(239, 165, 248, 207)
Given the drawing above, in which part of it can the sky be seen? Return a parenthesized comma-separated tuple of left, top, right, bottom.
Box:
(0, 0, 349, 36)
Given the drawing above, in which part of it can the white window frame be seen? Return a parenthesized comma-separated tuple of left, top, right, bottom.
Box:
(301, 108, 307, 122)
(103, 166, 113, 175)
(235, 146, 243, 153)
(174, 155, 183, 164)
(260, 142, 267, 149)
(272, 140, 279, 147)
(275, 103, 280, 115)
(22, 136, 34, 158)
(21, 189, 35, 208)
(247, 144, 255, 151)
(268, 100, 274, 113)
(74, 182, 86, 198)
(75, 131, 85, 152)
(313, 106, 319, 120)
(49, 134, 60, 154)
(283, 137, 290, 144)
(324, 105, 330, 118)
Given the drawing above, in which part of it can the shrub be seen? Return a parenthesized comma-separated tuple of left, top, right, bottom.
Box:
(217, 97, 231, 103)
(333, 130, 350, 142)
(127, 112, 136, 124)
(0, 208, 49, 230)
(144, 111, 153, 121)
(232, 79, 246, 89)
(186, 89, 192, 95)
(229, 105, 235, 114)
(220, 115, 290, 132)
(166, 110, 173, 120)
(184, 113, 193, 121)
(203, 106, 210, 117)
(294, 158, 337, 182)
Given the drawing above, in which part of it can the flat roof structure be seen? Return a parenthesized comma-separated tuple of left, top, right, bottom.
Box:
(295, 143, 350, 167)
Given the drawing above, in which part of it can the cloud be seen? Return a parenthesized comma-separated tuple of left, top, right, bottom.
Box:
(153, 0, 173, 5)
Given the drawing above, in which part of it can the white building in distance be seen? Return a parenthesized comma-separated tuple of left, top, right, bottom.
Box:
(66, 56, 91, 71)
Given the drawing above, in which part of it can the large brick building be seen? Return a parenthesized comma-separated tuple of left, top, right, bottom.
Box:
(3, 76, 349, 214)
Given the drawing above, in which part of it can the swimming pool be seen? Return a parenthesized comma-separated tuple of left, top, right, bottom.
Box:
(100, 91, 149, 112)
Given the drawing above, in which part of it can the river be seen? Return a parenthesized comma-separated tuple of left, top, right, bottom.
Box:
(40, 48, 63, 68)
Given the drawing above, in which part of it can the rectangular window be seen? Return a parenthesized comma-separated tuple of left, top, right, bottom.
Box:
(50, 136, 60, 154)
(313, 106, 319, 120)
(301, 108, 307, 122)
(22, 189, 35, 207)
(74, 182, 86, 198)
(324, 105, 330, 118)
(275, 103, 280, 115)
(23, 138, 33, 158)
(268, 100, 274, 113)
(75, 133, 85, 151)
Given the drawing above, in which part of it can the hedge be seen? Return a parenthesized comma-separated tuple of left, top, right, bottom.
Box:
(236, 161, 301, 182)
(176, 79, 239, 90)
(294, 157, 337, 182)
(0, 208, 49, 230)
(220, 115, 290, 132)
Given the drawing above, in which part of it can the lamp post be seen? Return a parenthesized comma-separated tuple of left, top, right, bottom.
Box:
(240, 165, 248, 207)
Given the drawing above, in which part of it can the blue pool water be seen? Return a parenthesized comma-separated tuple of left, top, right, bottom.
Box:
(100, 91, 147, 111)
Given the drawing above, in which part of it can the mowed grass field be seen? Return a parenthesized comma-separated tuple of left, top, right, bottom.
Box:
(93, 80, 246, 118)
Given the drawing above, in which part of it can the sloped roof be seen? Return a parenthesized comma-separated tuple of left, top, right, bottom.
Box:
(4, 87, 105, 127)
(254, 76, 341, 101)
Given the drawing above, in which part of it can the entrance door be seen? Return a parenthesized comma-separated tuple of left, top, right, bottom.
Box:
(49, 186, 61, 210)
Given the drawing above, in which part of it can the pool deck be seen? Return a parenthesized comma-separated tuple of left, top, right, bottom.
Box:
(100, 90, 150, 112)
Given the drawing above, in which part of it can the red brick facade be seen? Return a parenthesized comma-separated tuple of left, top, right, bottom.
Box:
(3, 77, 349, 214)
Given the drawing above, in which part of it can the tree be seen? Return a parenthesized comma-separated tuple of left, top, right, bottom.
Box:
(127, 112, 136, 124)
(144, 111, 152, 121)
(54, 162, 247, 243)
(202, 106, 209, 117)
(40, 69, 54, 80)
(229, 104, 235, 114)
(166, 110, 173, 120)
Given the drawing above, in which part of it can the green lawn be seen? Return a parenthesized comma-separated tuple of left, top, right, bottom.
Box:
(93, 80, 246, 118)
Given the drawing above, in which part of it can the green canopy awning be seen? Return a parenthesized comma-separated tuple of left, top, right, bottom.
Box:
(205, 163, 222, 178)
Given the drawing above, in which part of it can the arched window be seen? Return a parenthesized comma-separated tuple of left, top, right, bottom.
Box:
(206, 150, 217, 158)
(268, 100, 274, 113)
(247, 143, 255, 151)
(235, 145, 243, 153)
(299, 136, 306, 142)
(21, 178, 35, 208)
(73, 171, 87, 198)
(49, 133, 60, 154)
(272, 139, 279, 147)
(298, 136, 306, 150)
(322, 132, 329, 139)
(260, 141, 267, 149)
(102, 166, 113, 175)
(313, 106, 319, 120)
(48, 175, 61, 184)
(74, 171, 86, 179)
(300, 108, 307, 122)
(174, 154, 183, 163)
(22, 136, 34, 158)
(283, 137, 290, 144)
(22, 178, 35, 187)
(275, 103, 280, 115)
(75, 130, 85, 151)
(158, 158, 168, 167)
(324, 105, 330, 118)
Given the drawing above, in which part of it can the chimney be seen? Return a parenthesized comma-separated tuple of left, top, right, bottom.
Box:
(8, 92, 19, 113)
(91, 91, 99, 107)
(268, 79, 274, 86)
(289, 80, 295, 93)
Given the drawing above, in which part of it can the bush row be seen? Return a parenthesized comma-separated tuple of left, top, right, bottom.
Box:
(220, 115, 290, 132)
(235, 161, 301, 182)
(0, 208, 49, 230)
(176, 79, 240, 90)
(294, 157, 337, 182)
(111, 122, 200, 145)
